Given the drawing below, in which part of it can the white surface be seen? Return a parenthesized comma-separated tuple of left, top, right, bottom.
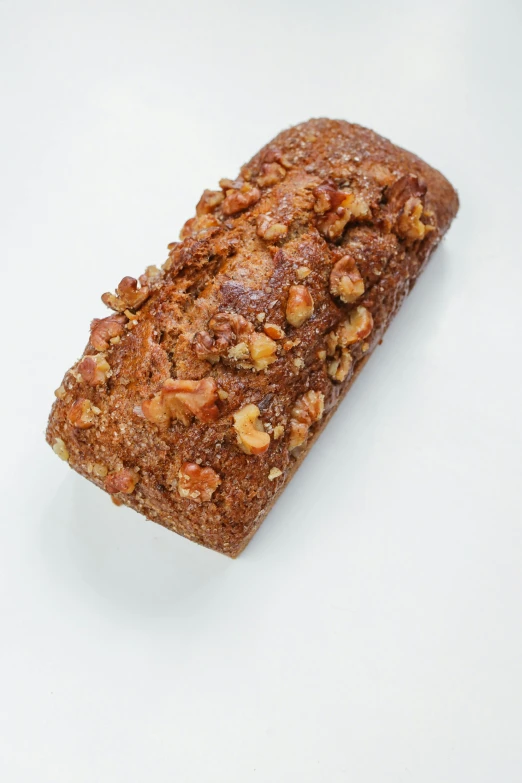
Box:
(1, 1, 521, 780)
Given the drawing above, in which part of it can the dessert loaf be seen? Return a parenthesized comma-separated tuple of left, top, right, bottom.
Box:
(46, 119, 459, 556)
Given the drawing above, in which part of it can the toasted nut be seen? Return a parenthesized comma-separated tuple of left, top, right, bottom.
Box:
(249, 332, 277, 371)
(317, 349, 327, 360)
(194, 312, 254, 362)
(256, 214, 288, 241)
(90, 314, 127, 351)
(289, 391, 325, 452)
(296, 266, 311, 279)
(233, 404, 271, 455)
(54, 385, 66, 400)
(142, 377, 219, 428)
(337, 306, 374, 346)
(397, 197, 430, 242)
(105, 469, 139, 495)
(314, 182, 370, 240)
(67, 399, 97, 429)
(178, 462, 221, 502)
(102, 276, 150, 312)
(256, 312, 266, 322)
(286, 285, 314, 327)
(222, 184, 261, 216)
(77, 354, 111, 386)
(327, 349, 353, 382)
(52, 437, 69, 461)
(196, 189, 224, 216)
(330, 256, 365, 303)
(257, 162, 287, 188)
(217, 388, 229, 401)
(264, 323, 285, 340)
(268, 467, 283, 481)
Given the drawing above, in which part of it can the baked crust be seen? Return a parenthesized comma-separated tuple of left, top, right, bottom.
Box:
(46, 119, 459, 557)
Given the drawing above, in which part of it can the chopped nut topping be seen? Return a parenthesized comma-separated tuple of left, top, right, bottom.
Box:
(77, 354, 111, 386)
(256, 214, 288, 241)
(329, 255, 365, 303)
(272, 424, 285, 440)
(264, 323, 285, 340)
(317, 349, 327, 360)
(296, 266, 311, 279)
(142, 377, 219, 428)
(194, 312, 254, 362)
(385, 173, 432, 242)
(54, 385, 66, 400)
(233, 404, 271, 455)
(90, 314, 127, 351)
(217, 388, 229, 401)
(178, 462, 221, 502)
(102, 276, 150, 312)
(328, 349, 353, 382)
(256, 312, 266, 322)
(196, 189, 224, 215)
(67, 398, 97, 429)
(327, 306, 374, 355)
(249, 332, 278, 371)
(222, 183, 261, 216)
(289, 390, 325, 452)
(52, 437, 69, 462)
(293, 357, 304, 369)
(314, 182, 370, 240)
(286, 285, 314, 327)
(397, 197, 430, 242)
(257, 162, 287, 188)
(105, 469, 139, 495)
(268, 467, 283, 481)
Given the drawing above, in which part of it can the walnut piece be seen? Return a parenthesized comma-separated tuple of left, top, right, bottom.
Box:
(385, 173, 432, 242)
(196, 189, 224, 215)
(194, 312, 254, 362)
(90, 314, 127, 351)
(296, 266, 311, 280)
(289, 391, 325, 452)
(67, 398, 97, 429)
(329, 256, 365, 303)
(286, 285, 314, 327)
(52, 437, 69, 461)
(314, 182, 370, 241)
(179, 214, 220, 240)
(248, 332, 278, 371)
(142, 377, 219, 428)
(327, 306, 374, 353)
(327, 348, 353, 382)
(178, 462, 221, 502)
(105, 469, 139, 495)
(233, 404, 271, 455)
(257, 162, 287, 188)
(101, 276, 150, 312)
(77, 354, 111, 385)
(222, 183, 261, 216)
(54, 385, 66, 400)
(256, 214, 288, 241)
(268, 467, 283, 481)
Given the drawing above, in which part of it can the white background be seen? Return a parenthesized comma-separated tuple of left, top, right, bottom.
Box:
(1, 1, 521, 780)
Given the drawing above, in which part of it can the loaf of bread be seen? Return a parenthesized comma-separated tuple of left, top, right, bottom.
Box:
(46, 119, 458, 556)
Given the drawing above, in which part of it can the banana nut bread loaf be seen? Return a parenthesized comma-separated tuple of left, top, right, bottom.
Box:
(46, 119, 458, 557)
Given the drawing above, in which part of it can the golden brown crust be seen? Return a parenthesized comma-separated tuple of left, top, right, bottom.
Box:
(46, 118, 459, 557)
